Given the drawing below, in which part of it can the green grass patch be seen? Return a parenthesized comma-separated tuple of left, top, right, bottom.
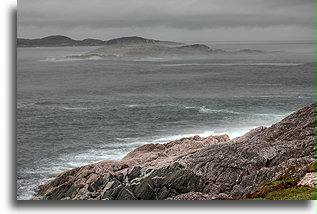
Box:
(260, 177, 299, 192)
(245, 178, 300, 199)
(243, 168, 316, 200)
(287, 191, 316, 200)
(245, 185, 316, 200)
(264, 186, 316, 200)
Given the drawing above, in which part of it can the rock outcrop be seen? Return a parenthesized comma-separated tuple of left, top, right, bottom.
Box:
(33, 134, 229, 200)
(33, 103, 316, 200)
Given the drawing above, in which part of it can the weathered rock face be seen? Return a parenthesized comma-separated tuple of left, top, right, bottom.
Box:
(177, 103, 315, 198)
(33, 134, 228, 200)
(99, 162, 203, 200)
(34, 162, 203, 200)
(33, 103, 316, 200)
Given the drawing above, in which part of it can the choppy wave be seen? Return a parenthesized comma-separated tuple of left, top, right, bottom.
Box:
(18, 101, 100, 111)
(59, 106, 97, 111)
(162, 62, 304, 67)
(17, 146, 129, 200)
(198, 106, 241, 114)
(18, 101, 294, 200)
(17, 103, 36, 109)
(40, 56, 103, 62)
(122, 103, 178, 108)
(131, 57, 167, 61)
(17, 175, 52, 200)
(123, 103, 243, 115)
(18, 124, 251, 200)
(18, 109, 290, 200)
(241, 83, 282, 86)
(119, 128, 255, 151)
(122, 103, 292, 121)
(233, 95, 298, 98)
(254, 112, 293, 118)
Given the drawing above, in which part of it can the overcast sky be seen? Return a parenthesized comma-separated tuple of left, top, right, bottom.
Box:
(17, 0, 315, 41)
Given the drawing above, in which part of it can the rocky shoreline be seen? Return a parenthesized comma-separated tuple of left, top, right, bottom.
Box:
(33, 103, 316, 200)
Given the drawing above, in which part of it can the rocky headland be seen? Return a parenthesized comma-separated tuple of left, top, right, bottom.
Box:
(33, 103, 316, 200)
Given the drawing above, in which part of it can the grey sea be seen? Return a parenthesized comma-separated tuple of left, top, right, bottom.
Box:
(17, 41, 315, 199)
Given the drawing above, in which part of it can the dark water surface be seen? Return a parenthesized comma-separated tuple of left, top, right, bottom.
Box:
(17, 41, 315, 199)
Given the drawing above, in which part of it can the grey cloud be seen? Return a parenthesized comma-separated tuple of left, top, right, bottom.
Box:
(19, 13, 314, 29)
(17, 0, 315, 40)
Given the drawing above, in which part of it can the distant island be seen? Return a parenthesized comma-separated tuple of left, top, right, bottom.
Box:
(18, 35, 276, 59)
(17, 35, 183, 47)
(70, 43, 214, 59)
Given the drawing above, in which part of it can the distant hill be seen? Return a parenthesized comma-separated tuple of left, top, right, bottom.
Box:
(17, 35, 99, 47)
(17, 35, 182, 47)
(17, 35, 105, 47)
(105, 36, 183, 46)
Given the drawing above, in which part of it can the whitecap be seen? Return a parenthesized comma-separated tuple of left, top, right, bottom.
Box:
(233, 95, 295, 98)
(33, 102, 99, 111)
(17, 102, 36, 109)
(131, 57, 166, 62)
(123, 103, 242, 115)
(198, 106, 241, 114)
(122, 104, 143, 108)
(126, 128, 255, 146)
(249, 63, 303, 66)
(59, 106, 95, 111)
(40, 56, 103, 62)
(122, 103, 179, 108)
(253, 112, 293, 118)
(243, 83, 282, 86)
(162, 62, 304, 67)
(152, 131, 217, 143)
(297, 95, 313, 99)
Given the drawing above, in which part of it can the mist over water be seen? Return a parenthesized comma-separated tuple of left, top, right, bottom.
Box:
(17, 41, 315, 200)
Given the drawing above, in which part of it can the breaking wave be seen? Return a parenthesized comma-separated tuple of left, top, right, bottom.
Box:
(198, 106, 241, 114)
(123, 103, 242, 115)
(40, 56, 103, 62)
(163, 62, 304, 67)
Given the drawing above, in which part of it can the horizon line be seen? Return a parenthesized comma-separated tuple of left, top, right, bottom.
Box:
(17, 35, 315, 43)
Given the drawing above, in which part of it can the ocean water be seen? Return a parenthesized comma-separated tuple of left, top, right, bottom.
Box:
(17, 41, 315, 200)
